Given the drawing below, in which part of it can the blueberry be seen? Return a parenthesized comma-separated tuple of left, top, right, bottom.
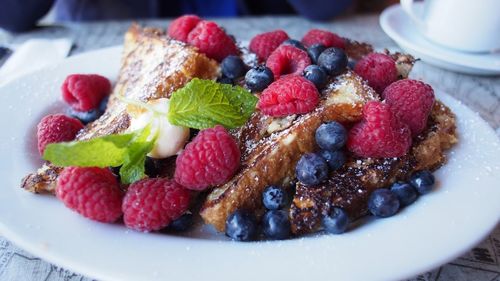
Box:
(225, 210, 257, 241)
(217, 76, 234, 85)
(296, 153, 329, 186)
(319, 150, 345, 171)
(67, 108, 102, 125)
(98, 95, 109, 113)
(315, 121, 347, 151)
(303, 65, 328, 90)
(322, 207, 349, 234)
(168, 213, 194, 232)
(262, 185, 288, 210)
(390, 182, 418, 207)
(281, 39, 306, 51)
(245, 66, 274, 92)
(368, 189, 400, 218)
(144, 157, 160, 178)
(307, 44, 326, 64)
(221, 55, 246, 79)
(409, 170, 435, 194)
(262, 210, 291, 240)
(317, 47, 348, 76)
(347, 59, 357, 70)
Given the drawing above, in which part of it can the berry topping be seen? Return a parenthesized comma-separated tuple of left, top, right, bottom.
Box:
(296, 152, 329, 186)
(303, 64, 328, 90)
(258, 75, 319, 117)
(347, 101, 412, 158)
(62, 74, 111, 112)
(262, 210, 291, 240)
(317, 47, 348, 76)
(390, 182, 418, 207)
(217, 76, 234, 85)
(409, 170, 435, 194)
(187, 21, 239, 61)
(307, 44, 326, 64)
(122, 178, 191, 232)
(167, 15, 201, 42)
(281, 39, 307, 51)
(56, 167, 122, 223)
(244, 65, 274, 92)
(221, 55, 247, 79)
(37, 114, 84, 155)
(168, 213, 194, 232)
(262, 185, 288, 210)
(315, 121, 347, 151)
(383, 79, 435, 137)
(98, 95, 109, 113)
(354, 53, 398, 93)
(174, 125, 240, 190)
(319, 150, 345, 171)
(301, 29, 345, 49)
(249, 30, 289, 61)
(67, 108, 102, 125)
(225, 210, 257, 241)
(322, 207, 349, 234)
(266, 45, 311, 79)
(368, 189, 400, 218)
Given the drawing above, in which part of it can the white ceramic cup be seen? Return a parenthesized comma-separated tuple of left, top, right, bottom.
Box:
(401, 0, 500, 53)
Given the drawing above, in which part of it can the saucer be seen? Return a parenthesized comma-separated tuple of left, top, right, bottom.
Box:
(380, 3, 500, 76)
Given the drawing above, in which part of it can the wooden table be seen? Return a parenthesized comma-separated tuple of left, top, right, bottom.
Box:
(0, 15, 499, 281)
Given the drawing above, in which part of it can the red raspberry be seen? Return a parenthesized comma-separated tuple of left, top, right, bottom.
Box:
(257, 75, 319, 117)
(347, 101, 412, 158)
(167, 15, 201, 42)
(56, 167, 123, 223)
(249, 30, 289, 61)
(62, 74, 111, 112)
(354, 53, 398, 93)
(301, 29, 345, 49)
(122, 178, 191, 232)
(175, 125, 240, 190)
(266, 45, 311, 79)
(37, 114, 84, 155)
(187, 21, 239, 62)
(383, 79, 435, 137)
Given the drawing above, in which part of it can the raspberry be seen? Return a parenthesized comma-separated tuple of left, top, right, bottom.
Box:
(383, 79, 435, 137)
(187, 21, 239, 62)
(62, 74, 111, 112)
(174, 125, 240, 190)
(266, 45, 311, 79)
(56, 167, 123, 223)
(37, 114, 84, 155)
(301, 29, 345, 49)
(258, 75, 319, 117)
(249, 30, 289, 61)
(354, 53, 398, 93)
(167, 15, 201, 42)
(122, 178, 190, 232)
(347, 101, 412, 158)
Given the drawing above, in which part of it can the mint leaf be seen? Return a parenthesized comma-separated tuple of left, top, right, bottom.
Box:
(168, 78, 258, 129)
(119, 125, 157, 184)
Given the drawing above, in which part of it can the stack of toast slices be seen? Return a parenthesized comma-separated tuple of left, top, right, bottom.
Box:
(21, 24, 458, 236)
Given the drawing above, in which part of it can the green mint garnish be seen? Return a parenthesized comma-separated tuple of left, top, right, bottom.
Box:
(168, 78, 258, 129)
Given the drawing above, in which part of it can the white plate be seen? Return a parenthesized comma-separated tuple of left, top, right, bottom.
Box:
(0, 46, 499, 281)
(380, 4, 500, 75)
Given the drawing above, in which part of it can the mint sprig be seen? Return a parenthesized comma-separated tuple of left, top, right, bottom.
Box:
(168, 78, 258, 129)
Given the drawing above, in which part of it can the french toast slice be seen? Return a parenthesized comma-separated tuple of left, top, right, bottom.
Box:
(21, 24, 219, 193)
(290, 101, 458, 234)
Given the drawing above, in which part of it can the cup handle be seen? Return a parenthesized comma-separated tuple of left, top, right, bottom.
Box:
(400, 0, 426, 29)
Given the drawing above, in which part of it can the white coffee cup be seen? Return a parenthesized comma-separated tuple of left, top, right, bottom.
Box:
(401, 0, 500, 53)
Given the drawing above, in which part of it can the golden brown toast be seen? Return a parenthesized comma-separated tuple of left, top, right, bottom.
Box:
(21, 24, 219, 193)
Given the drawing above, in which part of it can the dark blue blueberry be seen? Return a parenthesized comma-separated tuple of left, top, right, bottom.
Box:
(307, 44, 326, 64)
(262, 210, 291, 240)
(262, 185, 288, 210)
(368, 189, 400, 218)
(245, 65, 274, 92)
(296, 153, 329, 186)
(98, 95, 109, 113)
(67, 108, 102, 125)
(315, 121, 347, 151)
(322, 207, 349, 234)
(217, 76, 234, 85)
(390, 182, 418, 207)
(221, 55, 247, 79)
(144, 157, 160, 178)
(409, 170, 435, 194)
(317, 47, 348, 76)
(281, 39, 306, 51)
(225, 210, 257, 241)
(319, 150, 345, 171)
(347, 59, 357, 70)
(303, 65, 328, 90)
(168, 213, 194, 232)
